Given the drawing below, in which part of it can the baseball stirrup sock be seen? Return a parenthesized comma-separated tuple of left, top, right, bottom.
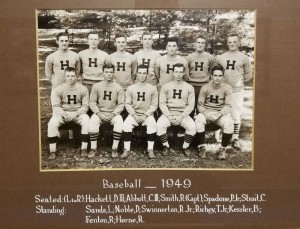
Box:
(184, 134, 194, 144)
(123, 132, 133, 142)
(48, 136, 59, 144)
(113, 131, 122, 141)
(233, 123, 240, 139)
(222, 133, 233, 147)
(89, 132, 99, 141)
(196, 132, 205, 145)
(81, 134, 89, 143)
(159, 134, 168, 144)
(147, 133, 156, 142)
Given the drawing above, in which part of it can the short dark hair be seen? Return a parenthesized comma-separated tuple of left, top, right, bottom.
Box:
(195, 34, 207, 42)
(141, 31, 152, 39)
(114, 33, 126, 41)
(173, 63, 185, 71)
(56, 32, 69, 41)
(137, 64, 149, 74)
(211, 64, 224, 75)
(64, 67, 76, 74)
(166, 37, 178, 46)
(227, 33, 239, 40)
(87, 31, 100, 38)
(102, 63, 115, 72)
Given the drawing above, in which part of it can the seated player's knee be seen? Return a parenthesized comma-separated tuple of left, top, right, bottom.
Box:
(231, 110, 241, 123)
(195, 113, 206, 132)
(222, 116, 234, 133)
(156, 116, 168, 136)
(146, 117, 157, 134)
(113, 115, 123, 133)
(123, 119, 134, 132)
(48, 117, 60, 129)
(89, 114, 100, 133)
(79, 114, 90, 134)
(186, 122, 196, 136)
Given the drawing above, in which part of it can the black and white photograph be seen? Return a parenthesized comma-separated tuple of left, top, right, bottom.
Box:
(37, 9, 255, 170)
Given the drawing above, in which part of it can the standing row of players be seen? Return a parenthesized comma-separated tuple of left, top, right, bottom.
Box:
(45, 31, 253, 160)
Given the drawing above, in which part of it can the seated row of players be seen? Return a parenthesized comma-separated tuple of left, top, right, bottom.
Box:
(45, 30, 252, 160)
(48, 63, 234, 161)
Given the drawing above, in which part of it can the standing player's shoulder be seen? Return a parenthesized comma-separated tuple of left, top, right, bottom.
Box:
(205, 51, 214, 58)
(156, 54, 166, 61)
(99, 49, 108, 55)
(153, 50, 161, 58)
(69, 50, 80, 56)
(133, 49, 142, 56)
(178, 55, 188, 64)
(125, 51, 133, 56)
(218, 50, 228, 58)
(46, 50, 58, 60)
(78, 49, 86, 56)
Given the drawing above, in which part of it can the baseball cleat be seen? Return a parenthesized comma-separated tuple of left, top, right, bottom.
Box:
(231, 139, 241, 151)
(161, 146, 170, 156)
(217, 147, 227, 160)
(147, 149, 155, 159)
(121, 150, 130, 159)
(80, 149, 88, 158)
(87, 149, 96, 159)
(183, 148, 191, 157)
(198, 146, 206, 159)
(111, 149, 118, 158)
(48, 152, 56, 160)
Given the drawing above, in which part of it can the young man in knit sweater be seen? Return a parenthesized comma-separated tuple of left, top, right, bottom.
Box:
(216, 33, 252, 150)
(133, 31, 161, 88)
(45, 32, 81, 89)
(79, 31, 109, 93)
(122, 65, 158, 159)
(154, 38, 189, 90)
(88, 64, 124, 159)
(195, 64, 234, 160)
(47, 67, 90, 160)
(106, 33, 137, 90)
(186, 35, 215, 116)
(157, 63, 196, 157)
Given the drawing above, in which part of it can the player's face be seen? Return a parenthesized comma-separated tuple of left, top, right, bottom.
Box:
(211, 70, 224, 85)
(227, 36, 239, 51)
(65, 71, 77, 85)
(137, 68, 148, 82)
(173, 66, 184, 82)
(103, 68, 114, 82)
(56, 36, 69, 50)
(166, 42, 178, 56)
(114, 37, 127, 51)
(88, 34, 100, 49)
(141, 35, 153, 48)
(195, 38, 206, 52)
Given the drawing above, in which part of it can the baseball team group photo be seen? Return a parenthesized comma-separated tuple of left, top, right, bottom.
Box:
(37, 9, 255, 170)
